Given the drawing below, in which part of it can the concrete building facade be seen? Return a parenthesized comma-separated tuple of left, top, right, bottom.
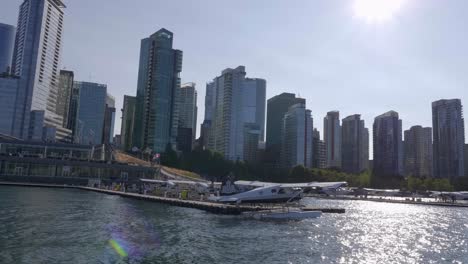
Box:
(341, 114, 369, 174)
(56, 70, 74, 128)
(404, 126, 433, 177)
(206, 66, 266, 161)
(312, 128, 326, 169)
(324, 111, 342, 168)
(177, 82, 197, 150)
(11, 0, 69, 141)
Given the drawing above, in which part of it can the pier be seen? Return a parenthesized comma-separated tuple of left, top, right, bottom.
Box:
(0, 182, 347, 214)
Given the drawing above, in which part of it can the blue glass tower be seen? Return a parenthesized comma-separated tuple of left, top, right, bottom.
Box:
(134, 28, 183, 153)
(74, 81, 107, 145)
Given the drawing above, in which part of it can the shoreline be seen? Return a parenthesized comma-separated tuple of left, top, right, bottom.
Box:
(309, 195, 468, 208)
(0, 181, 270, 215)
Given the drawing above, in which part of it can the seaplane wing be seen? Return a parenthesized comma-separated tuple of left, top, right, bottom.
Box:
(140, 179, 209, 188)
(279, 182, 348, 189)
(234, 180, 347, 190)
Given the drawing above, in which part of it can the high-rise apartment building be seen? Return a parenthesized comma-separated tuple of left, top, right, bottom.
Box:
(465, 144, 468, 177)
(200, 82, 216, 148)
(11, 0, 69, 141)
(341, 114, 369, 174)
(432, 99, 465, 179)
(0, 23, 16, 74)
(206, 66, 266, 161)
(266, 93, 305, 164)
(177, 82, 197, 151)
(102, 94, 116, 144)
(74, 81, 107, 145)
(280, 103, 313, 169)
(120, 95, 136, 151)
(324, 111, 342, 168)
(56, 70, 74, 128)
(133, 28, 182, 153)
(373, 111, 403, 177)
(312, 129, 326, 169)
(404, 126, 433, 177)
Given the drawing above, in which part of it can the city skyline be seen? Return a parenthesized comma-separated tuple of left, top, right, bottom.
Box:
(1, 0, 468, 152)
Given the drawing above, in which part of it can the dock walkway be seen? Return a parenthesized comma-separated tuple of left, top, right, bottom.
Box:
(0, 182, 345, 215)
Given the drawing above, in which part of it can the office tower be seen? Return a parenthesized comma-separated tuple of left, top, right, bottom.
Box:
(113, 135, 121, 148)
(177, 82, 197, 151)
(312, 129, 326, 169)
(373, 111, 403, 177)
(432, 99, 465, 179)
(56, 70, 74, 127)
(200, 82, 216, 148)
(404, 126, 433, 177)
(244, 123, 262, 163)
(244, 78, 266, 141)
(120, 95, 136, 151)
(102, 94, 116, 144)
(67, 85, 79, 135)
(0, 76, 19, 135)
(207, 66, 266, 161)
(341, 114, 369, 174)
(133, 28, 183, 153)
(74, 81, 107, 145)
(11, 0, 69, 141)
(0, 23, 16, 74)
(324, 111, 342, 168)
(465, 144, 468, 177)
(280, 103, 313, 169)
(266, 93, 305, 164)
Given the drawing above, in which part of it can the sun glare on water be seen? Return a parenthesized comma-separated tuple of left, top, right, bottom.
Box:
(353, 0, 406, 23)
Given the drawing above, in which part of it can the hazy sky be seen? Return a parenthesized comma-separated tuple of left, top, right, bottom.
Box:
(1, 0, 467, 150)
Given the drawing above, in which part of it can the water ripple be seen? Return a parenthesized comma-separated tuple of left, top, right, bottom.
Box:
(1, 187, 467, 264)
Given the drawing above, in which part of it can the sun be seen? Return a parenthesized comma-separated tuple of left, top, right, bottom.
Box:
(353, 0, 406, 23)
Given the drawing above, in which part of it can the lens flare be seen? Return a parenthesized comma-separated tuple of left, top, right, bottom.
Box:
(109, 239, 128, 258)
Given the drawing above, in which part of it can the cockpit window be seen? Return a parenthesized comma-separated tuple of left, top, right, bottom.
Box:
(271, 189, 277, 193)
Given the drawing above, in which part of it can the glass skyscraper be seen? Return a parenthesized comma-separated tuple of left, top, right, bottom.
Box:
(74, 81, 107, 145)
(120, 95, 136, 151)
(373, 111, 403, 177)
(10, 0, 69, 141)
(206, 66, 266, 161)
(432, 99, 465, 179)
(134, 28, 183, 153)
(177, 83, 198, 151)
(280, 103, 313, 169)
(0, 23, 16, 74)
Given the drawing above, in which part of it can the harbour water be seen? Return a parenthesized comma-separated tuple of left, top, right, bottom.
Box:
(1, 186, 467, 264)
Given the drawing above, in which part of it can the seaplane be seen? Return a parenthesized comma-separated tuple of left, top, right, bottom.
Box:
(139, 178, 347, 204)
(208, 180, 348, 204)
(430, 191, 468, 201)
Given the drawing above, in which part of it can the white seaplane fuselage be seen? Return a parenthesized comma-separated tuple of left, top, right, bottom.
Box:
(209, 181, 347, 204)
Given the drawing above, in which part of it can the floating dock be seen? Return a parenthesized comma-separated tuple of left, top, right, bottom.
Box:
(0, 182, 346, 215)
